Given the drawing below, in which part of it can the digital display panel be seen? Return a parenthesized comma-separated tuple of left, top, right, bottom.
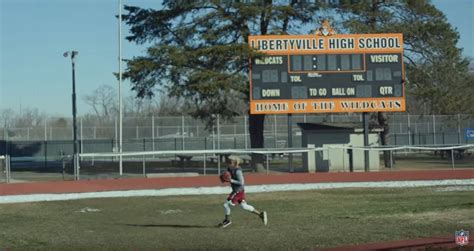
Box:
(249, 33, 405, 114)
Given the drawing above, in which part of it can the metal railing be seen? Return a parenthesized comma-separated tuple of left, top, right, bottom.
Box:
(0, 155, 11, 183)
(74, 144, 474, 180)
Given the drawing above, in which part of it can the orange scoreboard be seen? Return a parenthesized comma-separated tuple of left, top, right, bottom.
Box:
(248, 33, 405, 114)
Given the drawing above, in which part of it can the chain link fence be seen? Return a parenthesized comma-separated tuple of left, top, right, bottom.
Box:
(1, 113, 473, 144)
(0, 113, 473, 183)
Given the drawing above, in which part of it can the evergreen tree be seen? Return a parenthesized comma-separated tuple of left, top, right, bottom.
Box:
(338, 0, 471, 114)
(337, 0, 472, 166)
(122, 0, 321, 170)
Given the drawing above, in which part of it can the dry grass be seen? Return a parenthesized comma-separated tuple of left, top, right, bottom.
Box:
(0, 186, 473, 250)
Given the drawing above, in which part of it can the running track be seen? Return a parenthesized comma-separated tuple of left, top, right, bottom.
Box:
(0, 169, 473, 196)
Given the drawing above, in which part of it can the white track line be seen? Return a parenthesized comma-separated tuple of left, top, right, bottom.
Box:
(1, 179, 473, 204)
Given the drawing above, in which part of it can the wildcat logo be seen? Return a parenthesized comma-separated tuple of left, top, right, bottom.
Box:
(315, 20, 337, 36)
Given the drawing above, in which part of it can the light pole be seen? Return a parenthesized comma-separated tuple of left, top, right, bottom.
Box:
(118, 0, 123, 175)
(64, 50, 79, 180)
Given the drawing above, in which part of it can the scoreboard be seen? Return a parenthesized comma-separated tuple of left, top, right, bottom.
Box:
(249, 33, 405, 114)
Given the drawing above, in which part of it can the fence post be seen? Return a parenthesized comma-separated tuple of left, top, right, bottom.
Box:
(2, 155, 7, 183)
(4, 155, 11, 183)
(274, 115, 277, 148)
(244, 116, 248, 149)
(1, 155, 3, 182)
(212, 125, 216, 150)
(217, 154, 221, 175)
(115, 116, 118, 155)
(70, 154, 77, 180)
(75, 153, 80, 181)
(451, 149, 455, 170)
(389, 150, 393, 170)
(62, 156, 66, 181)
(307, 144, 316, 173)
(44, 119, 47, 140)
(414, 122, 418, 145)
(152, 116, 155, 153)
(433, 115, 436, 145)
(181, 115, 185, 150)
(203, 153, 207, 175)
(80, 118, 83, 160)
(217, 115, 221, 150)
(407, 114, 411, 146)
(73, 153, 77, 180)
(457, 114, 461, 144)
(348, 148, 353, 172)
(143, 155, 146, 177)
(44, 141, 48, 169)
(288, 114, 293, 173)
(8, 154, 11, 183)
(266, 153, 270, 174)
(110, 140, 114, 162)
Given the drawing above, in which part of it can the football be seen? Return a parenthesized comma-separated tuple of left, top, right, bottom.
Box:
(219, 171, 231, 183)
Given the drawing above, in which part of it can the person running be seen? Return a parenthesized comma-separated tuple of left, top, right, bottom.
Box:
(218, 155, 267, 228)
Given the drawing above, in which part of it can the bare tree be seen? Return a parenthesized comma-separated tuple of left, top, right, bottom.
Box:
(13, 108, 47, 127)
(82, 85, 117, 117)
(83, 85, 189, 118)
(0, 109, 15, 128)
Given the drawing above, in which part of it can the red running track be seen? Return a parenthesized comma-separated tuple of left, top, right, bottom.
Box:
(0, 169, 472, 196)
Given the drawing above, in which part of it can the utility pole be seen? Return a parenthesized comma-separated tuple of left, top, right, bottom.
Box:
(64, 50, 79, 180)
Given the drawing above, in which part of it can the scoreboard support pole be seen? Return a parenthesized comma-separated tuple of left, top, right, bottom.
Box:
(363, 112, 369, 172)
(288, 114, 294, 173)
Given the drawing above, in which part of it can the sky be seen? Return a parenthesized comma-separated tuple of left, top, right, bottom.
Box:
(1, 0, 473, 117)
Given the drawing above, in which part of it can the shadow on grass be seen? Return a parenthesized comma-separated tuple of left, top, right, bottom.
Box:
(124, 223, 214, 229)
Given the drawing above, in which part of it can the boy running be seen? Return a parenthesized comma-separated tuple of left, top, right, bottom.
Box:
(218, 155, 267, 228)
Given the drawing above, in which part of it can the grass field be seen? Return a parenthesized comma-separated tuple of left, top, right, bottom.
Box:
(1, 186, 473, 250)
